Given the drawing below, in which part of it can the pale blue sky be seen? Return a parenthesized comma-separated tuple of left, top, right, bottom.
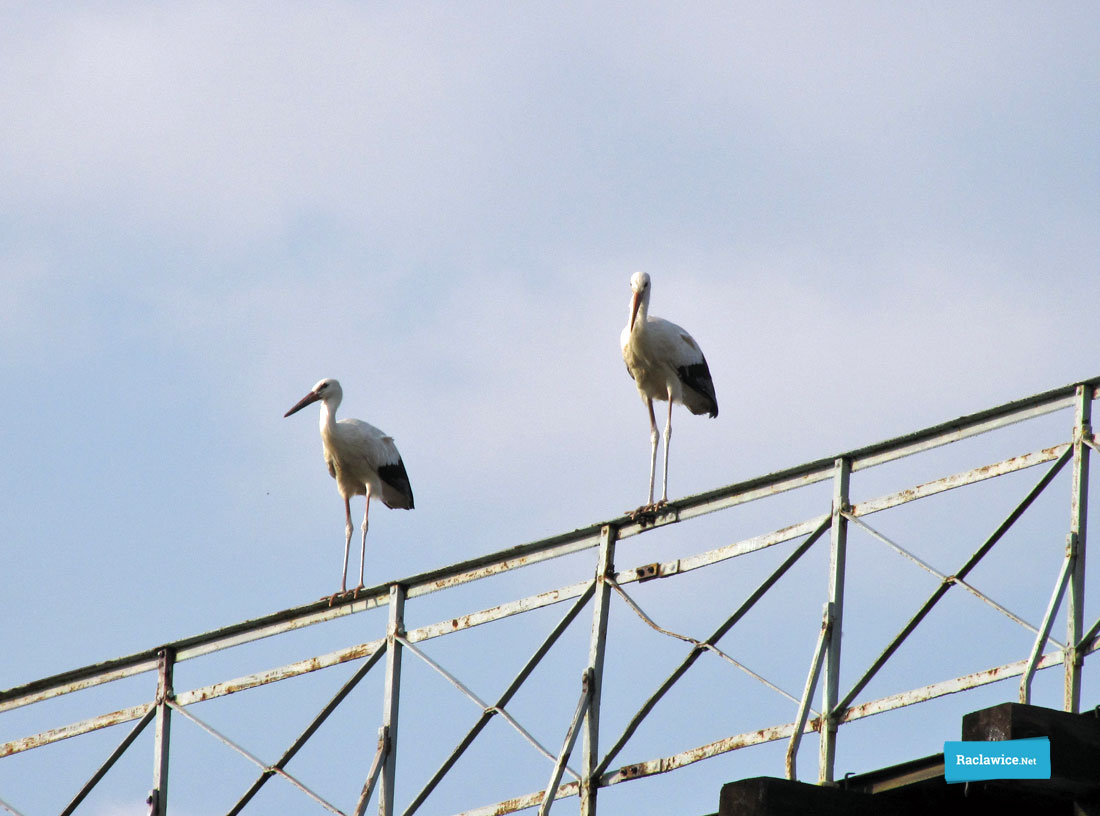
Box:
(2, 3, 1099, 814)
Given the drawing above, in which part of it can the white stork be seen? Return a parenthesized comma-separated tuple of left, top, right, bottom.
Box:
(284, 378, 413, 601)
(621, 272, 718, 514)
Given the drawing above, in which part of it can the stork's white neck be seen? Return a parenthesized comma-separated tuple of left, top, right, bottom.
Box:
(318, 397, 340, 437)
(630, 288, 650, 333)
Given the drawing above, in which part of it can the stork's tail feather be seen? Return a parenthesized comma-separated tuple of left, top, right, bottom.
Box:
(377, 459, 415, 510)
(677, 361, 718, 418)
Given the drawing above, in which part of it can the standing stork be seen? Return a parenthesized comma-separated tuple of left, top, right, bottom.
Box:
(284, 378, 414, 601)
(620, 272, 718, 515)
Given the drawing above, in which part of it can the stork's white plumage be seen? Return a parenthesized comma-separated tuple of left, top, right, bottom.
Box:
(620, 272, 718, 514)
(284, 378, 413, 601)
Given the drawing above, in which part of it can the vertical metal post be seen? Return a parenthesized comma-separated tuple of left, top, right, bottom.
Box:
(379, 584, 406, 816)
(581, 525, 617, 816)
(1065, 385, 1091, 712)
(150, 647, 175, 816)
(819, 458, 850, 785)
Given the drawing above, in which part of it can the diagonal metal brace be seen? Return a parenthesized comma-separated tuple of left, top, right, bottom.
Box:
(1020, 537, 1075, 703)
(539, 670, 593, 816)
(354, 726, 391, 816)
(786, 603, 833, 780)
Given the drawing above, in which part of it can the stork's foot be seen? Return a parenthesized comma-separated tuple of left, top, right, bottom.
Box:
(324, 584, 368, 606)
(628, 499, 668, 526)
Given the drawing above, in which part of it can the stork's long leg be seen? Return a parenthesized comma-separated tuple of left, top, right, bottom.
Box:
(341, 497, 353, 593)
(647, 398, 659, 506)
(355, 486, 372, 596)
(328, 497, 357, 606)
(661, 392, 673, 504)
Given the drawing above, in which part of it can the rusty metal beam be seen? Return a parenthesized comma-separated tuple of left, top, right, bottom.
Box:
(1, 702, 153, 758)
(670, 514, 830, 577)
(455, 781, 580, 816)
(602, 718, 804, 785)
(406, 579, 593, 644)
(0, 600, 389, 715)
(841, 649, 1064, 724)
(461, 718, 814, 816)
(849, 444, 1068, 518)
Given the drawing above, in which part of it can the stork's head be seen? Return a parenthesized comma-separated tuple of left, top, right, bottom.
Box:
(284, 378, 343, 417)
(628, 271, 651, 331)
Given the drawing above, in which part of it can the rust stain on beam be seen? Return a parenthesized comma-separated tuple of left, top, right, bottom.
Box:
(1, 703, 153, 758)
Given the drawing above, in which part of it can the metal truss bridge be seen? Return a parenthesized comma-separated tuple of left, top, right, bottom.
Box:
(2, 378, 1098, 815)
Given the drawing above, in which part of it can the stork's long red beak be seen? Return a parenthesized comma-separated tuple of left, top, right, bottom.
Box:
(284, 390, 321, 418)
(629, 290, 641, 332)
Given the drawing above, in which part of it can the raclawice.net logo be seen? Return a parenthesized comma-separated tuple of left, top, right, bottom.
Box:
(943, 737, 1051, 783)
